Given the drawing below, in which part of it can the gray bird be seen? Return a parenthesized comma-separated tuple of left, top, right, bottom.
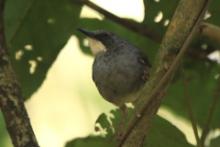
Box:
(78, 28, 151, 106)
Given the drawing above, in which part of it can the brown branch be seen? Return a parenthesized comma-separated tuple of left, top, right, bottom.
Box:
(183, 78, 201, 147)
(116, 0, 211, 147)
(200, 22, 220, 46)
(77, 0, 162, 42)
(0, 1, 39, 147)
(200, 79, 220, 146)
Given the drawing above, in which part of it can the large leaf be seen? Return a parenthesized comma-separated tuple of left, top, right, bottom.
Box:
(207, 0, 220, 24)
(143, 0, 179, 37)
(210, 136, 220, 147)
(163, 62, 220, 129)
(4, 0, 82, 99)
(145, 116, 194, 147)
(65, 109, 194, 147)
(66, 136, 115, 147)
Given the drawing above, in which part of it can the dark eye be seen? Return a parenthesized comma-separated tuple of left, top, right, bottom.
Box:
(100, 33, 109, 38)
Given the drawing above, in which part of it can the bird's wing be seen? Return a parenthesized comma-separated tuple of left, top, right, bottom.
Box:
(138, 53, 151, 82)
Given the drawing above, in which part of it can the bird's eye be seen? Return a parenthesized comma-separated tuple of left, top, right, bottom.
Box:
(100, 33, 109, 38)
(103, 32, 109, 36)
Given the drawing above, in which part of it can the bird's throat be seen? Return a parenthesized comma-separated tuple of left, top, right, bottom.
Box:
(88, 38, 107, 55)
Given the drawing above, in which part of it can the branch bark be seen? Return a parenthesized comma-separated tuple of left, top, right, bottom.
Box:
(200, 22, 220, 46)
(0, 1, 39, 147)
(116, 0, 211, 147)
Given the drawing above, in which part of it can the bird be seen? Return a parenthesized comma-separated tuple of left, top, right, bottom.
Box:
(78, 28, 151, 106)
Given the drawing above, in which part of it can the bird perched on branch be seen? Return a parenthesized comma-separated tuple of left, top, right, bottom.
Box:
(78, 28, 151, 106)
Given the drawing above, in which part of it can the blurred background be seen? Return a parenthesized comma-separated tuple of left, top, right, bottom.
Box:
(1, 0, 198, 146)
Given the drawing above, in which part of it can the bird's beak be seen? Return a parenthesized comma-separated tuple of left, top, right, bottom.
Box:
(77, 28, 96, 38)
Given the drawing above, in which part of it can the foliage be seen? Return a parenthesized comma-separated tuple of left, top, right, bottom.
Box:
(1, 0, 220, 146)
(4, 0, 82, 99)
(66, 109, 194, 147)
(210, 136, 220, 147)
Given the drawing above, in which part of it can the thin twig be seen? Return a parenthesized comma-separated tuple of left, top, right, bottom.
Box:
(183, 77, 201, 147)
(200, 79, 220, 146)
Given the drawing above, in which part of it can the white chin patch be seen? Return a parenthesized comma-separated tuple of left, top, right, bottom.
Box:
(88, 38, 107, 55)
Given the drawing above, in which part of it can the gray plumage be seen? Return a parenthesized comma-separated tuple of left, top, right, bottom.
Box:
(78, 29, 151, 106)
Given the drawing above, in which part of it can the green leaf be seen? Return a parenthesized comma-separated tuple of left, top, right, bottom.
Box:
(207, 0, 220, 24)
(210, 136, 220, 147)
(66, 136, 115, 147)
(145, 116, 194, 147)
(163, 62, 220, 129)
(65, 109, 193, 147)
(143, 0, 179, 37)
(4, 0, 82, 99)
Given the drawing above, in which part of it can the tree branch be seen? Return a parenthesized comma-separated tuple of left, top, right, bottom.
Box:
(200, 22, 220, 46)
(0, 1, 39, 147)
(116, 0, 211, 147)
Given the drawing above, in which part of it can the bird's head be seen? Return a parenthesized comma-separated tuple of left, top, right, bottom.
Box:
(78, 28, 120, 55)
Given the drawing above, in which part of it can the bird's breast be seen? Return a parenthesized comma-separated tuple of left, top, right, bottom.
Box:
(92, 47, 148, 105)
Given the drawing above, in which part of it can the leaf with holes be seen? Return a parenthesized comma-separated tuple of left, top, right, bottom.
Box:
(4, 0, 82, 99)
(143, 0, 179, 37)
(142, 0, 220, 53)
(65, 109, 194, 147)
